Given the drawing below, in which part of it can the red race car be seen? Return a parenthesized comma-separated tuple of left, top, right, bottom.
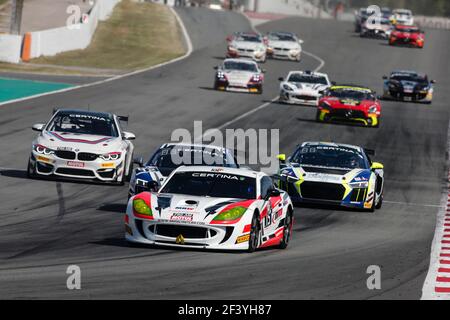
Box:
(389, 25, 425, 48)
(316, 85, 382, 127)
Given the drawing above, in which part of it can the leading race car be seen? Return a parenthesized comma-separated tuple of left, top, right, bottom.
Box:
(125, 166, 294, 252)
(276, 142, 384, 212)
(226, 32, 267, 63)
(316, 85, 382, 127)
(382, 70, 435, 104)
(27, 109, 135, 184)
(265, 31, 303, 61)
(389, 25, 425, 48)
(214, 58, 264, 94)
(278, 70, 332, 106)
(129, 143, 240, 198)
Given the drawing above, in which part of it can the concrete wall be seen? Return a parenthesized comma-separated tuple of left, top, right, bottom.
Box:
(0, 34, 22, 63)
(29, 0, 121, 59)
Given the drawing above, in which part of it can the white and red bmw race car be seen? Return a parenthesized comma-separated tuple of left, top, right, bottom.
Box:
(226, 32, 267, 63)
(214, 58, 265, 94)
(27, 108, 135, 184)
(125, 166, 294, 252)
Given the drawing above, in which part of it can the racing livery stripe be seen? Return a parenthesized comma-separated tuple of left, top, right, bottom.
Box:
(49, 132, 112, 144)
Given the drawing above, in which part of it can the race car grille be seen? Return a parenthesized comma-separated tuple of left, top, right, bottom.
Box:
(78, 152, 98, 161)
(274, 47, 289, 51)
(350, 188, 368, 202)
(155, 225, 217, 239)
(300, 182, 345, 201)
(330, 109, 366, 119)
(302, 166, 350, 175)
(294, 95, 317, 101)
(56, 168, 95, 177)
(55, 150, 76, 160)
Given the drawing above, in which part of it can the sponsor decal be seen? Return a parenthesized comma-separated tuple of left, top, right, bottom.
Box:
(235, 234, 250, 244)
(67, 161, 85, 168)
(174, 206, 195, 211)
(192, 172, 240, 180)
(57, 146, 73, 151)
(176, 234, 185, 245)
(37, 156, 52, 163)
(171, 212, 194, 222)
(101, 162, 115, 168)
(158, 218, 206, 226)
(364, 202, 372, 209)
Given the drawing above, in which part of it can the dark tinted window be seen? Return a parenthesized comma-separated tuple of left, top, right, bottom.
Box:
(291, 145, 368, 169)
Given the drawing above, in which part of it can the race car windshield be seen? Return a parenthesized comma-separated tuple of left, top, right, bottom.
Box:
(160, 172, 256, 199)
(396, 26, 419, 32)
(148, 147, 238, 176)
(224, 61, 257, 72)
(236, 35, 261, 42)
(391, 74, 427, 84)
(292, 146, 368, 169)
(328, 88, 374, 100)
(46, 112, 118, 137)
(288, 74, 328, 85)
(268, 33, 296, 41)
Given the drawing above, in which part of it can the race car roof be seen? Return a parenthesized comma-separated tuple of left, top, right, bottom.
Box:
(223, 58, 258, 66)
(287, 70, 328, 78)
(172, 166, 261, 178)
(300, 141, 364, 153)
(54, 108, 114, 120)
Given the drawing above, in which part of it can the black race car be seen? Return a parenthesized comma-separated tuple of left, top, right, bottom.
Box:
(382, 70, 435, 104)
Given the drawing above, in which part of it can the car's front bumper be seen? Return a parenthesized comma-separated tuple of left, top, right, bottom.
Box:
(384, 89, 432, 102)
(227, 49, 266, 62)
(268, 48, 301, 60)
(280, 91, 319, 106)
(317, 109, 379, 127)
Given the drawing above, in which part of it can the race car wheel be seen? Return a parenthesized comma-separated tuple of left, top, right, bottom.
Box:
(278, 209, 293, 249)
(27, 158, 36, 179)
(125, 153, 133, 182)
(257, 85, 263, 95)
(375, 194, 383, 210)
(248, 212, 261, 253)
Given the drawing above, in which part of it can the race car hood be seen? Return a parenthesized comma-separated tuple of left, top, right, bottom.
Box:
(287, 82, 329, 94)
(231, 40, 264, 51)
(393, 31, 422, 39)
(268, 40, 300, 50)
(223, 70, 255, 85)
(321, 97, 373, 110)
(146, 193, 257, 225)
(36, 130, 121, 153)
(280, 166, 371, 185)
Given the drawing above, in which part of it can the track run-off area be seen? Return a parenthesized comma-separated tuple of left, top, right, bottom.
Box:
(0, 8, 449, 299)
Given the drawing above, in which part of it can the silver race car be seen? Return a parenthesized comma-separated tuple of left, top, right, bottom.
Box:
(278, 71, 332, 106)
(266, 31, 303, 61)
(226, 32, 267, 63)
(27, 108, 135, 184)
(214, 58, 265, 94)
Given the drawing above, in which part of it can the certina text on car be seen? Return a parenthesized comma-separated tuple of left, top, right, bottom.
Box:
(279, 70, 332, 106)
(28, 109, 135, 184)
(214, 58, 265, 94)
(129, 143, 240, 198)
(226, 32, 267, 63)
(125, 166, 294, 252)
(265, 31, 303, 61)
(276, 142, 384, 212)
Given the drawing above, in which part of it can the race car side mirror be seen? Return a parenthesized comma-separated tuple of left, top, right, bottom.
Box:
(331, 81, 337, 85)
(278, 77, 284, 81)
(262, 69, 267, 73)
(265, 188, 281, 200)
(431, 79, 436, 84)
(371, 162, 384, 170)
(123, 131, 136, 140)
(382, 76, 388, 80)
(133, 156, 144, 167)
(277, 154, 286, 162)
(226, 35, 232, 42)
(298, 39, 304, 44)
(32, 123, 45, 132)
(213, 66, 218, 70)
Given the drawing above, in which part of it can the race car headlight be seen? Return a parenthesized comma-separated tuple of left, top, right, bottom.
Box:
(251, 74, 262, 82)
(283, 84, 294, 91)
(320, 101, 332, 110)
(368, 105, 378, 113)
(217, 71, 226, 79)
(33, 144, 55, 155)
(133, 198, 153, 217)
(99, 152, 121, 161)
(350, 181, 369, 189)
(213, 206, 247, 222)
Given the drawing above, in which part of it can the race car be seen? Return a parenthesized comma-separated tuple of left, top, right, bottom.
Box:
(316, 85, 382, 127)
(265, 31, 303, 61)
(214, 58, 264, 94)
(129, 143, 240, 198)
(276, 142, 384, 212)
(354, 7, 370, 33)
(389, 25, 425, 48)
(226, 32, 267, 63)
(391, 9, 414, 25)
(360, 17, 393, 39)
(278, 70, 332, 106)
(382, 70, 435, 104)
(27, 109, 135, 184)
(125, 166, 294, 252)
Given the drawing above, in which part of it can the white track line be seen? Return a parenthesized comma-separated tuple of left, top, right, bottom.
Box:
(422, 120, 450, 300)
(0, 6, 193, 107)
(383, 200, 444, 209)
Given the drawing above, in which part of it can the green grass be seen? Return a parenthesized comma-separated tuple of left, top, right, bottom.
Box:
(32, 0, 185, 70)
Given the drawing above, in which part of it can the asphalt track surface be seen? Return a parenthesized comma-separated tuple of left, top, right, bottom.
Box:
(0, 8, 449, 299)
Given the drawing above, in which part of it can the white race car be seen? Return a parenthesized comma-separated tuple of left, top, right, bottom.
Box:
(226, 32, 267, 63)
(27, 109, 135, 184)
(266, 31, 303, 61)
(214, 58, 265, 94)
(278, 71, 332, 106)
(391, 9, 414, 25)
(125, 166, 294, 252)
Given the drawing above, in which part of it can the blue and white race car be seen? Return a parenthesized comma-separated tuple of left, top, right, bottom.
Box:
(276, 142, 384, 211)
(129, 143, 240, 198)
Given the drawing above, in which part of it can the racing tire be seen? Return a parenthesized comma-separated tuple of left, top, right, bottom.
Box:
(375, 194, 383, 210)
(257, 86, 263, 95)
(278, 209, 293, 249)
(26, 158, 37, 179)
(247, 212, 261, 253)
(125, 153, 133, 183)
